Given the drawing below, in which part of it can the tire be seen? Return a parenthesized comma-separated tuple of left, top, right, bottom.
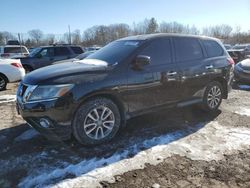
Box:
(0, 74, 7, 91)
(202, 81, 223, 112)
(72, 97, 121, 145)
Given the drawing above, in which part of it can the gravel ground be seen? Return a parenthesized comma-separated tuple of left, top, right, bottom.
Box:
(0, 83, 249, 188)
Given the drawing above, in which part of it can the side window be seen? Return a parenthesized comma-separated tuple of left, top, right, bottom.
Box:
(139, 38, 172, 65)
(71, 46, 84, 54)
(54, 47, 71, 56)
(174, 37, 203, 62)
(38, 48, 53, 57)
(203, 40, 223, 57)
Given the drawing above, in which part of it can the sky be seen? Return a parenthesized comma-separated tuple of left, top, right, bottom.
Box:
(0, 0, 250, 34)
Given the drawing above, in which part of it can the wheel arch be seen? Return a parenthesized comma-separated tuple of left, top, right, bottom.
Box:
(73, 92, 127, 128)
(211, 77, 228, 99)
(0, 72, 9, 83)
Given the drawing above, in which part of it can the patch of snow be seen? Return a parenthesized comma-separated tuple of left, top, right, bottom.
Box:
(235, 107, 250, 117)
(14, 129, 39, 142)
(0, 95, 16, 104)
(18, 121, 250, 188)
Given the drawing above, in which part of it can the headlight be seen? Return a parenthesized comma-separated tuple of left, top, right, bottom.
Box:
(24, 84, 73, 102)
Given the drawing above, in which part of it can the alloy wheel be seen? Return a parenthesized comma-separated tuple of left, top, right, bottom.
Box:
(207, 86, 221, 109)
(83, 106, 115, 140)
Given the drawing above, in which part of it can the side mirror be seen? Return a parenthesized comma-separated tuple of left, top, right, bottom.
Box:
(132, 55, 150, 70)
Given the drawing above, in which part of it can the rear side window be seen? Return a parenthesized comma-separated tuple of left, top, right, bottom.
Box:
(140, 38, 172, 65)
(203, 40, 224, 57)
(4, 47, 28, 53)
(174, 37, 203, 62)
(70, 46, 83, 54)
(54, 47, 71, 56)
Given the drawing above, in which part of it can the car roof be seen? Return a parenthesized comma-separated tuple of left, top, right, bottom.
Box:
(118, 33, 219, 42)
(0, 45, 27, 48)
(38, 45, 82, 48)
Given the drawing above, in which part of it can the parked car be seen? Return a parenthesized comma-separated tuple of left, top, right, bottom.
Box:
(233, 44, 250, 55)
(227, 49, 245, 63)
(7, 40, 20, 45)
(0, 45, 29, 59)
(228, 44, 250, 63)
(0, 59, 25, 91)
(18, 45, 84, 72)
(52, 50, 95, 65)
(16, 33, 234, 145)
(84, 46, 101, 51)
(224, 44, 232, 50)
(234, 58, 250, 83)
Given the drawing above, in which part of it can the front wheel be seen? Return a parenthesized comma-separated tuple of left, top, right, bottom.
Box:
(0, 74, 7, 91)
(73, 97, 121, 145)
(202, 81, 223, 112)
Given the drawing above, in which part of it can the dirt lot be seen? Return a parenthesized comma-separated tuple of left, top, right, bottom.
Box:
(0, 83, 250, 188)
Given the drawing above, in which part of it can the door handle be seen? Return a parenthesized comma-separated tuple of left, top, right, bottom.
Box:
(167, 71, 177, 76)
(205, 65, 214, 69)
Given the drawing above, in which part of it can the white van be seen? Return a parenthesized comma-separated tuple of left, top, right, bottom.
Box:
(0, 45, 29, 59)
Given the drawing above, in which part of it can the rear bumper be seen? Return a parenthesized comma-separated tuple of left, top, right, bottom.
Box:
(7, 68, 25, 82)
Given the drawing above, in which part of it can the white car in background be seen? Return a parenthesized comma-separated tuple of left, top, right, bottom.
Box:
(0, 45, 29, 59)
(0, 59, 25, 91)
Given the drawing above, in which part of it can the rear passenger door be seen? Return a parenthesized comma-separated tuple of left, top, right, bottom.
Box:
(201, 39, 228, 82)
(173, 37, 210, 100)
(53, 47, 72, 62)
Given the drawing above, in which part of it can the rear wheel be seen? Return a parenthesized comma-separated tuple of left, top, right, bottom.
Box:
(73, 97, 121, 145)
(0, 74, 7, 91)
(202, 81, 223, 112)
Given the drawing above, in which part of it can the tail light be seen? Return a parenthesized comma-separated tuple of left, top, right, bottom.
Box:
(227, 57, 235, 65)
(11, 63, 23, 68)
(1, 53, 10, 58)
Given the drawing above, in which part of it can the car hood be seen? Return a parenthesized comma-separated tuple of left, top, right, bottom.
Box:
(52, 58, 77, 65)
(23, 59, 109, 85)
(238, 58, 250, 70)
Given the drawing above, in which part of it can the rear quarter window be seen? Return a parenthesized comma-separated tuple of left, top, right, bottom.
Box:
(54, 47, 71, 56)
(70, 46, 84, 54)
(174, 37, 203, 62)
(202, 40, 224, 57)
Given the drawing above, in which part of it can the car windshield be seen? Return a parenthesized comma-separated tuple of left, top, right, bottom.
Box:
(29, 47, 42, 57)
(86, 40, 142, 65)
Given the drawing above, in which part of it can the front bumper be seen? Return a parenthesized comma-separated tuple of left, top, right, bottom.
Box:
(16, 96, 73, 140)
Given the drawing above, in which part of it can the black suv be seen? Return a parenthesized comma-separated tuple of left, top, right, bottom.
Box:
(19, 45, 84, 72)
(16, 34, 234, 145)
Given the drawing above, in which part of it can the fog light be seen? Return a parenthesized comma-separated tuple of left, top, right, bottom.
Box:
(39, 118, 53, 129)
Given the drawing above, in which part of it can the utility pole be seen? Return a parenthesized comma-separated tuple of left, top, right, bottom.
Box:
(18, 33, 23, 55)
(68, 25, 71, 44)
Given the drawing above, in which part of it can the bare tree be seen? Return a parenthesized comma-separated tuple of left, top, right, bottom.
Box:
(46, 34, 56, 44)
(202, 24, 232, 39)
(72, 29, 81, 45)
(146, 18, 158, 34)
(0, 32, 4, 45)
(1, 31, 16, 44)
(28, 29, 43, 45)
